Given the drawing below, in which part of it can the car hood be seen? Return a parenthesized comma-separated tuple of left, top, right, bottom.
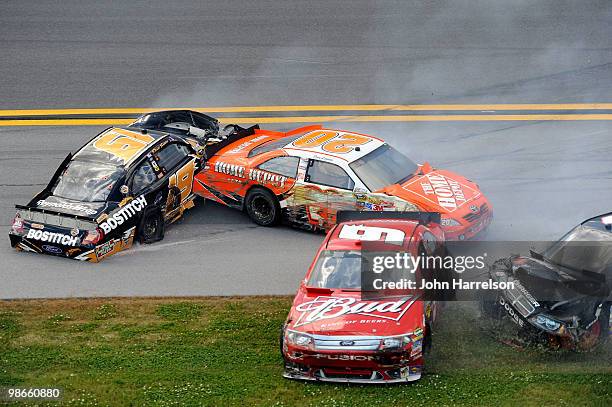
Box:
(287, 290, 423, 337)
(380, 168, 483, 215)
(510, 256, 609, 304)
(29, 195, 111, 219)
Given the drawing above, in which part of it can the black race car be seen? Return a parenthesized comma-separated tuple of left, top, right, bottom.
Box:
(9, 110, 254, 262)
(482, 213, 612, 349)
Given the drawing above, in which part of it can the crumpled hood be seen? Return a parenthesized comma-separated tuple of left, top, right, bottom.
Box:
(511, 256, 609, 305)
(29, 195, 111, 219)
(287, 291, 423, 336)
(382, 168, 483, 215)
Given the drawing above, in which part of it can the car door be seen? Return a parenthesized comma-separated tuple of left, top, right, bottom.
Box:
(152, 142, 198, 222)
(297, 158, 357, 229)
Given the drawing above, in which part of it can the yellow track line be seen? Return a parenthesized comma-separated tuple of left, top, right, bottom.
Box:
(1, 103, 612, 117)
(2, 114, 612, 126)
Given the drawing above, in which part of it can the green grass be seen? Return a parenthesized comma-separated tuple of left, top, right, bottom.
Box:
(0, 298, 610, 406)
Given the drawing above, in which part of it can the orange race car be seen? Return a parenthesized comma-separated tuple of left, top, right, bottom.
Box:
(193, 125, 492, 240)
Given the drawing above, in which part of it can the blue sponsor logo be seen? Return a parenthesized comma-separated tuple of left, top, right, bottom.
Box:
(42, 245, 62, 254)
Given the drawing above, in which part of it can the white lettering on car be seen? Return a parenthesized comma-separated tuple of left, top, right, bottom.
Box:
(37, 200, 97, 215)
(26, 229, 79, 246)
(293, 296, 415, 327)
(420, 174, 467, 210)
(99, 195, 147, 234)
(338, 224, 405, 246)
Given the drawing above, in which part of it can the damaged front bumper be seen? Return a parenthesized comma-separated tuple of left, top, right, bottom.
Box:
(283, 360, 422, 384)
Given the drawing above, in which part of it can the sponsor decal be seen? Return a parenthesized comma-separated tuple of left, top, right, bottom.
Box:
(499, 297, 525, 327)
(120, 185, 129, 195)
(12, 217, 24, 232)
(99, 195, 147, 234)
(361, 202, 384, 211)
(417, 174, 466, 210)
(512, 279, 541, 308)
(95, 240, 117, 258)
(26, 229, 79, 246)
(294, 296, 416, 327)
(469, 204, 478, 213)
(31, 223, 44, 229)
(249, 169, 287, 188)
(214, 161, 245, 178)
(37, 199, 97, 215)
(42, 245, 63, 254)
(313, 354, 375, 361)
(410, 338, 423, 358)
(70, 228, 79, 237)
(412, 327, 424, 341)
(149, 156, 160, 172)
(227, 135, 269, 153)
(408, 366, 422, 376)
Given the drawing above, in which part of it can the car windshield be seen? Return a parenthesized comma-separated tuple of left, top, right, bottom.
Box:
(52, 160, 124, 202)
(349, 144, 418, 191)
(307, 250, 363, 289)
(542, 224, 612, 274)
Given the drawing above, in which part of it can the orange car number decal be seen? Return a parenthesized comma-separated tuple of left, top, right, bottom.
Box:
(93, 129, 154, 163)
(169, 159, 196, 203)
(292, 130, 370, 154)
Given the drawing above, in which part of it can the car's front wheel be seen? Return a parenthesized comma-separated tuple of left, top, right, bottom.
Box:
(578, 302, 611, 350)
(245, 187, 280, 226)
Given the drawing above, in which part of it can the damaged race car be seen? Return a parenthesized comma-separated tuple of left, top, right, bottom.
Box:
(9, 110, 247, 262)
(193, 125, 491, 240)
(281, 211, 445, 383)
(481, 213, 612, 349)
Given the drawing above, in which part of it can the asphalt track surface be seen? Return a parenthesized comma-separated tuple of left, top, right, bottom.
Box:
(1, 1, 611, 298)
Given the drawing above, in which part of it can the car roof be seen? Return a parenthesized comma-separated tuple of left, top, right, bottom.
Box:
(282, 128, 385, 163)
(325, 219, 420, 251)
(74, 127, 169, 167)
(581, 212, 612, 233)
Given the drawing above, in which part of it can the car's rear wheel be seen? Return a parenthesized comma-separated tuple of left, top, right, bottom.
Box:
(245, 187, 280, 226)
(139, 211, 164, 244)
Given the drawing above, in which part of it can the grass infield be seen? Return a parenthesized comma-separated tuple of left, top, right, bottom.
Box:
(0, 297, 610, 406)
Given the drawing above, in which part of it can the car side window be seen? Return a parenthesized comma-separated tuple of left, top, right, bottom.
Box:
(306, 160, 355, 190)
(156, 143, 188, 172)
(257, 156, 299, 178)
(132, 160, 157, 194)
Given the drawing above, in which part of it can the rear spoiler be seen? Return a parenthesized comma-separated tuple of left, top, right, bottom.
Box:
(15, 204, 95, 223)
(336, 211, 441, 225)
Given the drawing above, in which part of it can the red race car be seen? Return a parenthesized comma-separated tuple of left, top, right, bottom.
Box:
(281, 211, 445, 383)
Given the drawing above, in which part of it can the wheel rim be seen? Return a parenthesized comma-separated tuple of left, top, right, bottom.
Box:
(251, 195, 274, 223)
(144, 216, 159, 240)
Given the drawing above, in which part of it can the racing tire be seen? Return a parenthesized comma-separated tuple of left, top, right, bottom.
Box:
(479, 288, 502, 319)
(139, 210, 165, 244)
(423, 325, 432, 356)
(584, 302, 611, 347)
(279, 326, 286, 359)
(245, 187, 280, 226)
